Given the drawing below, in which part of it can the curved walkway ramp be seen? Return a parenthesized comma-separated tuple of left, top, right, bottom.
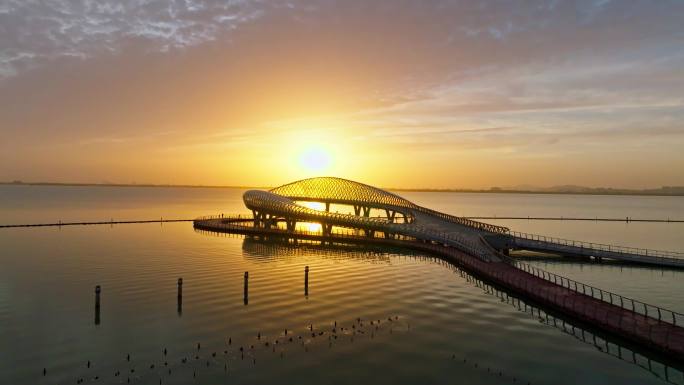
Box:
(485, 231, 684, 268)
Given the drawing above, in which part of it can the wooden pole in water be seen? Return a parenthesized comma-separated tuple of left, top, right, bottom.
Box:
(244, 272, 249, 305)
(94, 285, 101, 325)
(177, 278, 183, 316)
(304, 266, 309, 297)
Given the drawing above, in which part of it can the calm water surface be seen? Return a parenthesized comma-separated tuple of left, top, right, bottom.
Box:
(1, 185, 683, 384)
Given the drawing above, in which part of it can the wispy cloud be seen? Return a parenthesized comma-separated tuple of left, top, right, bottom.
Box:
(77, 130, 176, 146)
(0, 0, 269, 78)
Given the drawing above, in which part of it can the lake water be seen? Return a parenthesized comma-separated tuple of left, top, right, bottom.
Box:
(1, 185, 683, 384)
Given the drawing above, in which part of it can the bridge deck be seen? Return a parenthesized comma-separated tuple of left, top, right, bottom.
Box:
(411, 211, 500, 261)
(511, 237, 684, 268)
(385, 204, 684, 268)
(468, 230, 684, 268)
(194, 217, 684, 361)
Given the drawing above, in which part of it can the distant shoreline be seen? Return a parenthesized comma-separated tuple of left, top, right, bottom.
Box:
(0, 181, 267, 190)
(392, 189, 684, 197)
(2, 181, 684, 197)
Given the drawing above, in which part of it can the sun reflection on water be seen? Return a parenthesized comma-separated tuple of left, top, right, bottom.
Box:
(296, 222, 322, 233)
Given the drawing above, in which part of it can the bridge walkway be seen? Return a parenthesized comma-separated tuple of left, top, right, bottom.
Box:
(410, 210, 501, 261)
(483, 232, 684, 268)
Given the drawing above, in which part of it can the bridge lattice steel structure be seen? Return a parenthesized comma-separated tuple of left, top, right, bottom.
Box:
(269, 177, 509, 233)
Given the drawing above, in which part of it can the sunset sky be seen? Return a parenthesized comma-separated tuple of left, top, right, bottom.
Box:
(1, 1, 683, 189)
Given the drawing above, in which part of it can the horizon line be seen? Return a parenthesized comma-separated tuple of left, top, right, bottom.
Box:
(2, 180, 684, 197)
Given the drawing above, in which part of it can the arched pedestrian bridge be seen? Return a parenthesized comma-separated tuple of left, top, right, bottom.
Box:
(198, 176, 684, 268)
(244, 177, 509, 261)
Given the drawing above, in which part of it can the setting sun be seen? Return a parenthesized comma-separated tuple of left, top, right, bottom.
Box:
(299, 146, 332, 173)
(275, 126, 349, 181)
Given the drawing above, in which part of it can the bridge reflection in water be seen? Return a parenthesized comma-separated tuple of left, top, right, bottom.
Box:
(191, 234, 684, 383)
(194, 177, 684, 362)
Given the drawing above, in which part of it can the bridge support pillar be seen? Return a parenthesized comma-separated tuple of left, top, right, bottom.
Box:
(353, 205, 361, 216)
(322, 223, 333, 237)
(286, 220, 296, 232)
(252, 210, 266, 228)
(402, 212, 412, 224)
(362, 206, 371, 217)
(385, 209, 397, 223)
(263, 213, 275, 229)
(325, 202, 330, 212)
(251, 211, 278, 229)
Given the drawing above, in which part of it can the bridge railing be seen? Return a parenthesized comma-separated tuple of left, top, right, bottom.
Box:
(468, 272, 684, 384)
(195, 214, 223, 220)
(505, 258, 684, 327)
(415, 206, 510, 234)
(484, 260, 684, 351)
(195, 215, 494, 262)
(407, 224, 493, 261)
(405, 234, 684, 339)
(478, 233, 684, 328)
(509, 231, 684, 261)
(196, 215, 423, 244)
(195, 214, 252, 221)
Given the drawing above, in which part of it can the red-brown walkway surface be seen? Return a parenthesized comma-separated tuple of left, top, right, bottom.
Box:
(194, 218, 684, 361)
(419, 242, 684, 360)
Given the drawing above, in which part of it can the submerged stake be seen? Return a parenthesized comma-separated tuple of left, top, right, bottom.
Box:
(244, 272, 249, 305)
(94, 285, 101, 325)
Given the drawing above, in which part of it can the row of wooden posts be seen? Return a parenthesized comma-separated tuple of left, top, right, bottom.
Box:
(93, 267, 310, 324)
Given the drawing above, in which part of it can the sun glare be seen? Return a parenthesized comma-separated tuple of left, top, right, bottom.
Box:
(276, 125, 351, 180)
(299, 146, 332, 173)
